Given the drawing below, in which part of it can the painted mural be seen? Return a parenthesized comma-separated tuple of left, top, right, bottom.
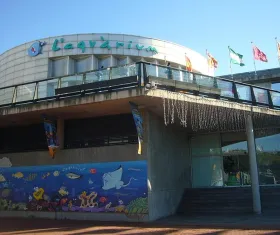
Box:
(0, 161, 148, 219)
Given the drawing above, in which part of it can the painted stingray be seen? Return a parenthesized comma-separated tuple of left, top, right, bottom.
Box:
(102, 165, 136, 190)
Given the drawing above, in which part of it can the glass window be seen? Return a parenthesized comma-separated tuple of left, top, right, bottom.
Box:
(272, 83, 280, 91)
(253, 87, 269, 104)
(75, 56, 92, 73)
(192, 134, 222, 157)
(51, 58, 67, 77)
(16, 83, 36, 102)
(99, 57, 111, 68)
(191, 134, 223, 187)
(181, 71, 193, 83)
(195, 74, 215, 88)
(0, 87, 14, 105)
(117, 58, 128, 66)
(255, 129, 280, 185)
(236, 84, 252, 101)
(217, 80, 234, 98)
(61, 75, 83, 88)
(85, 69, 110, 83)
(270, 91, 280, 107)
(37, 79, 59, 99)
(192, 156, 224, 187)
(221, 132, 250, 186)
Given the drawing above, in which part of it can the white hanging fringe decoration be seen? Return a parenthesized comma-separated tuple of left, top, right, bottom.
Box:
(148, 89, 280, 132)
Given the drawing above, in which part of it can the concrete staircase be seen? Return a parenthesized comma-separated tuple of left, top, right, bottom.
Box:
(177, 186, 280, 215)
(177, 187, 253, 215)
(260, 186, 280, 214)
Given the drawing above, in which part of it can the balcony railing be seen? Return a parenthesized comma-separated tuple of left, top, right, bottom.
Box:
(0, 62, 279, 109)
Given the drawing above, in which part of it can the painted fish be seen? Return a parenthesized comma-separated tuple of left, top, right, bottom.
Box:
(53, 171, 60, 177)
(90, 169, 97, 174)
(99, 197, 107, 203)
(1, 188, 11, 197)
(88, 178, 94, 184)
(27, 41, 46, 57)
(33, 188, 44, 200)
(12, 172, 24, 179)
(42, 172, 50, 179)
(118, 199, 124, 205)
(24, 173, 37, 181)
(60, 198, 68, 206)
(0, 174, 6, 182)
(58, 186, 69, 196)
(66, 172, 82, 180)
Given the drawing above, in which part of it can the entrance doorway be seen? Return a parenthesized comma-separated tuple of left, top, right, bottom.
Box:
(191, 132, 251, 188)
(223, 152, 251, 186)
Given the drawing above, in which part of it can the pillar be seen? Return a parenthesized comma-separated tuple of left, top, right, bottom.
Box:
(57, 119, 64, 150)
(245, 114, 261, 214)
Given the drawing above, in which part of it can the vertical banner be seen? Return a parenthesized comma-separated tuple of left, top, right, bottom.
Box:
(42, 115, 59, 158)
(129, 102, 143, 155)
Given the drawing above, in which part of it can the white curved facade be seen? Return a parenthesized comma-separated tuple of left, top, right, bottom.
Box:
(0, 33, 209, 88)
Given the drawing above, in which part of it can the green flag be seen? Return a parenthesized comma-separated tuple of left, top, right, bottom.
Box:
(228, 47, 245, 66)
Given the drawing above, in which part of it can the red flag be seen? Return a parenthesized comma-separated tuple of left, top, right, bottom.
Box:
(207, 53, 218, 68)
(185, 55, 192, 72)
(253, 46, 268, 62)
(277, 42, 280, 59)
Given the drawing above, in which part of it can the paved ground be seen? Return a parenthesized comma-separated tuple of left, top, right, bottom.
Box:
(1, 215, 280, 235)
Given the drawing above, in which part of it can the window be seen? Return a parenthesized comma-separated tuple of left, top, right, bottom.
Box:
(0, 123, 47, 153)
(255, 129, 280, 185)
(75, 56, 92, 73)
(64, 114, 137, 149)
(98, 57, 111, 69)
(272, 83, 280, 92)
(50, 58, 67, 77)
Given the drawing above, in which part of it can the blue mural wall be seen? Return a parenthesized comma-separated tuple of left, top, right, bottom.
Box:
(0, 160, 148, 219)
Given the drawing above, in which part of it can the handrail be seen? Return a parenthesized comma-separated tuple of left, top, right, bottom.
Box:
(0, 62, 140, 90)
(142, 61, 280, 91)
(0, 62, 279, 109)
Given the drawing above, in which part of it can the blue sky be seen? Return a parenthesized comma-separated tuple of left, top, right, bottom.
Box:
(0, 0, 279, 76)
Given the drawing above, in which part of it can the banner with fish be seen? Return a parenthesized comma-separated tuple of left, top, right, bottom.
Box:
(0, 160, 148, 219)
(129, 102, 143, 155)
(42, 115, 59, 158)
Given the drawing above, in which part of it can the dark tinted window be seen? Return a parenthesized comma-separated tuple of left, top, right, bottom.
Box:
(0, 123, 47, 153)
(64, 114, 137, 149)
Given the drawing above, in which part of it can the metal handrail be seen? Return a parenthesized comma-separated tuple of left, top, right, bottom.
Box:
(0, 62, 279, 109)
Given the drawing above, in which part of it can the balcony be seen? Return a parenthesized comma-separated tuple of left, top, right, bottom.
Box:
(0, 62, 279, 110)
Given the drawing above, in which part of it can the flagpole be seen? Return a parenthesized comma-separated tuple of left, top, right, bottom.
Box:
(228, 46, 233, 80)
(251, 41, 257, 77)
(206, 49, 209, 75)
(275, 37, 280, 67)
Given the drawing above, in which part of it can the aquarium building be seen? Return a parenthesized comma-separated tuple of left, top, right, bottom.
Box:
(0, 33, 280, 222)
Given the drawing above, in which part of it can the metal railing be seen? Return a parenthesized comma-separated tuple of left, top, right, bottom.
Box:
(144, 63, 280, 109)
(0, 62, 280, 109)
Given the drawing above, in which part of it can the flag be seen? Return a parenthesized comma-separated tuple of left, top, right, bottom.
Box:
(207, 52, 218, 68)
(185, 55, 192, 72)
(229, 47, 245, 66)
(253, 46, 268, 62)
(277, 42, 280, 59)
(42, 115, 59, 158)
(129, 102, 143, 155)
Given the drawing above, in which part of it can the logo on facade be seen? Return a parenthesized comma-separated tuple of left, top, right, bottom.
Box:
(27, 41, 46, 57)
